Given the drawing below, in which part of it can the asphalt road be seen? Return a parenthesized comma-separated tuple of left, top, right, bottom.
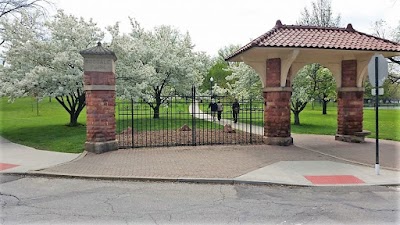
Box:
(0, 175, 399, 225)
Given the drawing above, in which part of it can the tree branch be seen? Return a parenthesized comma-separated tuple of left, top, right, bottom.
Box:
(388, 57, 400, 64)
(299, 102, 308, 112)
(141, 96, 154, 109)
(0, 0, 42, 18)
(55, 96, 71, 113)
(75, 91, 86, 115)
(159, 72, 172, 93)
(65, 94, 73, 111)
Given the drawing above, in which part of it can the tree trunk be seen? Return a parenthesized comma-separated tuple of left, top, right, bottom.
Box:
(322, 93, 328, 115)
(153, 92, 162, 119)
(293, 111, 300, 125)
(69, 113, 79, 126)
(153, 105, 160, 119)
(55, 91, 86, 127)
(67, 96, 85, 126)
(322, 100, 328, 115)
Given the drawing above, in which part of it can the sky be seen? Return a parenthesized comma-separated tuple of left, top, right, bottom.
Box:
(51, 0, 400, 57)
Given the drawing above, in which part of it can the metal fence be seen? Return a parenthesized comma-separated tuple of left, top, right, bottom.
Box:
(116, 89, 265, 148)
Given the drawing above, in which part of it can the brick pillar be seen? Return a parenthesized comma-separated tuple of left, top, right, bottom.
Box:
(335, 60, 364, 143)
(80, 42, 118, 153)
(263, 58, 293, 146)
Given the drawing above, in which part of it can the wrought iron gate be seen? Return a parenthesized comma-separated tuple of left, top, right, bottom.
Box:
(116, 88, 265, 148)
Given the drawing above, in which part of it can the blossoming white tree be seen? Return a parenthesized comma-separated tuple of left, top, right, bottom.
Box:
(107, 19, 210, 118)
(223, 63, 262, 100)
(0, 0, 50, 46)
(210, 45, 262, 100)
(291, 68, 312, 125)
(0, 10, 104, 126)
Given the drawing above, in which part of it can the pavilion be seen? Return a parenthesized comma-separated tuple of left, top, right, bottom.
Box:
(226, 20, 400, 146)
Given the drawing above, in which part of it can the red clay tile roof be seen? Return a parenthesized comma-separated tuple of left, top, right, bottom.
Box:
(226, 20, 400, 61)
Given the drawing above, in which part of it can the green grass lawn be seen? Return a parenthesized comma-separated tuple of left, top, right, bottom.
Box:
(290, 103, 400, 141)
(0, 97, 87, 153)
(0, 98, 399, 153)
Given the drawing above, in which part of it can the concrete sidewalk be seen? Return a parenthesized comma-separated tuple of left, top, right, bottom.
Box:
(1, 133, 398, 186)
(0, 136, 80, 173)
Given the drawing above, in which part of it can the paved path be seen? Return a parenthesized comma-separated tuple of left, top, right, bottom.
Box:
(189, 102, 264, 135)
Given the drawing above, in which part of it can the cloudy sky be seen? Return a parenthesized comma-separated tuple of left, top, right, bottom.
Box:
(52, 0, 399, 56)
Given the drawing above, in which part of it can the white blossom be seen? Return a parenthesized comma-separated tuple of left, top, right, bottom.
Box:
(107, 19, 210, 117)
(222, 62, 262, 100)
(0, 10, 104, 125)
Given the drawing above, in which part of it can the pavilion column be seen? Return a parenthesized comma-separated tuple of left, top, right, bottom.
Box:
(263, 58, 293, 146)
(335, 60, 364, 143)
(80, 42, 118, 153)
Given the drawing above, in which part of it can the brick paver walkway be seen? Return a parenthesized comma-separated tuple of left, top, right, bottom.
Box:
(40, 144, 340, 178)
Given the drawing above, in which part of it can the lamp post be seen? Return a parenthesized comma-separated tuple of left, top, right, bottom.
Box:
(210, 77, 214, 99)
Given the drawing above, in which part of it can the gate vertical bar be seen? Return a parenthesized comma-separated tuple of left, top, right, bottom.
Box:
(131, 98, 134, 148)
(145, 100, 148, 147)
(166, 100, 169, 147)
(150, 99, 152, 147)
(250, 98, 253, 144)
(192, 86, 196, 146)
(162, 97, 165, 146)
(117, 102, 119, 147)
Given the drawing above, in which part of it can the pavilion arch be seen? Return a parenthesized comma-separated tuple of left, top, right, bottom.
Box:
(287, 63, 338, 117)
(226, 20, 400, 146)
(289, 62, 340, 89)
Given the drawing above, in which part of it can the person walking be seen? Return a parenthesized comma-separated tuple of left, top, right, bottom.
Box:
(232, 99, 240, 123)
(217, 100, 223, 121)
(208, 99, 218, 121)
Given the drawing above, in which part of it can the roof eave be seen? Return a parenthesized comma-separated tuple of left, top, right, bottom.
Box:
(226, 45, 400, 62)
(225, 47, 252, 62)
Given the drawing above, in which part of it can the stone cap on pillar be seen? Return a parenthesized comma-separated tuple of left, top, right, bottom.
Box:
(80, 42, 117, 73)
(80, 42, 117, 61)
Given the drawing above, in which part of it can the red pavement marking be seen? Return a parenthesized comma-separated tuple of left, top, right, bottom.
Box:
(0, 163, 19, 171)
(304, 175, 365, 184)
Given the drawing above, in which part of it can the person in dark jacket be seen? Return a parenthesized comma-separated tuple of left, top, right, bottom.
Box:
(232, 99, 240, 123)
(217, 100, 224, 121)
(208, 99, 218, 121)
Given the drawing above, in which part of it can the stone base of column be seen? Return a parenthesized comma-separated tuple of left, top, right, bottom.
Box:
(335, 134, 366, 143)
(264, 137, 293, 146)
(85, 140, 118, 154)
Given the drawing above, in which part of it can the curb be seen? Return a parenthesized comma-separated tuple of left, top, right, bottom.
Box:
(0, 172, 309, 186)
(0, 171, 298, 186)
(1, 171, 398, 187)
